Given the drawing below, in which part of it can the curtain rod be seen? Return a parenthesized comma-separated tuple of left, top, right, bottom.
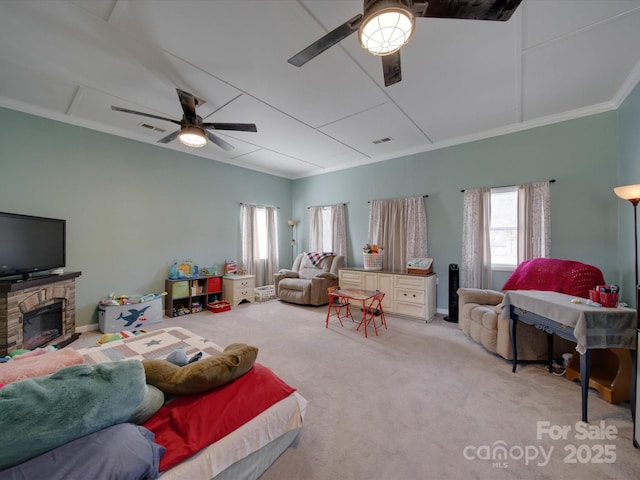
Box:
(306, 202, 348, 209)
(239, 202, 280, 209)
(460, 179, 555, 192)
(368, 195, 428, 203)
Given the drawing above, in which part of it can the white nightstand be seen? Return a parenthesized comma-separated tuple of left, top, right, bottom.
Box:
(223, 275, 256, 306)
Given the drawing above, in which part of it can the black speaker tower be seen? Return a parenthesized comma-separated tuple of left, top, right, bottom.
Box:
(444, 264, 459, 323)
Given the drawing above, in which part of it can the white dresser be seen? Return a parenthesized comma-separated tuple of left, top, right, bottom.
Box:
(223, 275, 256, 306)
(339, 269, 436, 322)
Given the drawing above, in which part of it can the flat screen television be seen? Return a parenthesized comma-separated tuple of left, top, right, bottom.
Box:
(0, 211, 66, 281)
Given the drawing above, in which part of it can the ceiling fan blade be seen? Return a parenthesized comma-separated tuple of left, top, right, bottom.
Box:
(203, 122, 257, 132)
(157, 129, 180, 144)
(111, 106, 180, 125)
(176, 88, 198, 119)
(205, 130, 234, 151)
(288, 13, 363, 67)
(415, 0, 522, 21)
(382, 51, 402, 87)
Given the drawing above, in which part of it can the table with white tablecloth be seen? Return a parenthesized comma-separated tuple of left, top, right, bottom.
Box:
(501, 290, 637, 422)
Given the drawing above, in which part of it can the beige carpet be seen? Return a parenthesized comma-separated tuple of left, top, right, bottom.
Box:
(74, 300, 640, 479)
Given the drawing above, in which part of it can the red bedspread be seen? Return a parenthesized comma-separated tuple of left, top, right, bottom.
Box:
(143, 363, 296, 471)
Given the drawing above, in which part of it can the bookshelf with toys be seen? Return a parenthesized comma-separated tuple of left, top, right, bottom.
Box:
(165, 260, 223, 317)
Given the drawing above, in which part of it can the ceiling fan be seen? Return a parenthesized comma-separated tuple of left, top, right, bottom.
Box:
(111, 88, 257, 150)
(288, 0, 523, 87)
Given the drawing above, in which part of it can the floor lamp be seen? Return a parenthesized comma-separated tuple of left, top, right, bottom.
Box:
(614, 183, 640, 447)
(287, 219, 298, 264)
(614, 184, 640, 295)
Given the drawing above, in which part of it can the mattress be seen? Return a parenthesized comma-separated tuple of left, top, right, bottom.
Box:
(76, 327, 307, 479)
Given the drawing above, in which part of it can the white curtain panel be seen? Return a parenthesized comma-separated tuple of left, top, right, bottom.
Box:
(405, 196, 428, 259)
(264, 206, 279, 286)
(330, 203, 348, 264)
(461, 188, 492, 289)
(367, 200, 384, 255)
(240, 204, 260, 280)
(368, 196, 427, 272)
(308, 207, 324, 253)
(518, 181, 551, 261)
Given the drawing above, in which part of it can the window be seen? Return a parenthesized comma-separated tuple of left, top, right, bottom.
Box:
(308, 204, 347, 260)
(240, 203, 279, 286)
(490, 187, 517, 268)
(461, 181, 549, 289)
(309, 206, 333, 252)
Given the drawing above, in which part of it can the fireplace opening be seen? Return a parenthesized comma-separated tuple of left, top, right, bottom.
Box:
(23, 301, 63, 350)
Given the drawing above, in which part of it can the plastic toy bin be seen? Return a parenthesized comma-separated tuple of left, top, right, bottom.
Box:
(255, 285, 276, 302)
(363, 253, 383, 271)
(208, 301, 231, 313)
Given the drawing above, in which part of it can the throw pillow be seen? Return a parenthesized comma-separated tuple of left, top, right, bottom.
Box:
(142, 343, 258, 395)
(0, 424, 165, 480)
(0, 347, 84, 384)
(0, 360, 146, 470)
(128, 384, 165, 424)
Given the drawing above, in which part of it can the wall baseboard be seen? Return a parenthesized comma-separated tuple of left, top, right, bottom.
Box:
(75, 323, 99, 333)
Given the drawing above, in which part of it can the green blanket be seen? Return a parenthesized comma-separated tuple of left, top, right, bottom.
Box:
(0, 360, 146, 470)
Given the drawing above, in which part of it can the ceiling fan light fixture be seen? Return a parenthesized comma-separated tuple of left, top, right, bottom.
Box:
(178, 125, 207, 148)
(359, 5, 415, 56)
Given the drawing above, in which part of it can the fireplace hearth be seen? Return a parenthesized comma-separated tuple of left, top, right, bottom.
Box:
(0, 272, 81, 355)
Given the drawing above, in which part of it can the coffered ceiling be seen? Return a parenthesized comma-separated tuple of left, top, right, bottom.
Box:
(1, 0, 639, 179)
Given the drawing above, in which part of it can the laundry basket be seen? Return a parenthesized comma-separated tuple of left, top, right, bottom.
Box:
(363, 253, 383, 271)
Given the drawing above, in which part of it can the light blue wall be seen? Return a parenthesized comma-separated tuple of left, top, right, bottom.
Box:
(1, 87, 638, 328)
(293, 112, 622, 309)
(0, 108, 293, 327)
(617, 81, 640, 305)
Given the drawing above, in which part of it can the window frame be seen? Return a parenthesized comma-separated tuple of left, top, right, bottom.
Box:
(489, 186, 518, 271)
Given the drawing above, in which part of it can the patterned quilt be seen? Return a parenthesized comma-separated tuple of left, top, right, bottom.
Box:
(78, 327, 224, 364)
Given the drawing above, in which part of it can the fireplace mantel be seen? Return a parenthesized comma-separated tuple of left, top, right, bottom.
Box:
(0, 271, 81, 355)
(0, 272, 82, 293)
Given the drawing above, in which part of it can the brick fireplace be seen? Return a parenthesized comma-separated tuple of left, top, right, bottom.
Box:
(0, 272, 81, 356)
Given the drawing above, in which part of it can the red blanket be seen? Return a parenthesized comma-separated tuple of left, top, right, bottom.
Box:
(502, 258, 605, 299)
(143, 363, 295, 471)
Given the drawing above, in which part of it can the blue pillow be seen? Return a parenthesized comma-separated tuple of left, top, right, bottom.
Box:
(0, 424, 165, 480)
(0, 360, 146, 469)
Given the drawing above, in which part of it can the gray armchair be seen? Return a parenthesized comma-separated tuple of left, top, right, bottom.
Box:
(274, 253, 345, 306)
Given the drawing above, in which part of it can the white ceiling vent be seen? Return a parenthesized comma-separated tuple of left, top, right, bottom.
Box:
(139, 122, 167, 133)
(372, 137, 392, 145)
